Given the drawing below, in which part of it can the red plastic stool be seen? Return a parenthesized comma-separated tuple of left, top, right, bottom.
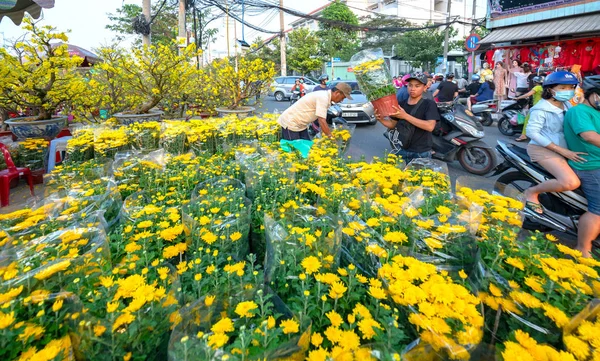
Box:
(0, 143, 35, 207)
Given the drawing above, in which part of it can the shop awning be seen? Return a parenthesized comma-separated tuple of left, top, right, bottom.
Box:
(480, 13, 600, 44)
(0, 0, 54, 25)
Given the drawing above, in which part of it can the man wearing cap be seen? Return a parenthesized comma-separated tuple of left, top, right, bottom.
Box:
(278, 82, 353, 140)
(376, 74, 440, 163)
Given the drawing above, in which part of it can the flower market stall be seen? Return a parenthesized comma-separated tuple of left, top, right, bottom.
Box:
(1, 114, 599, 361)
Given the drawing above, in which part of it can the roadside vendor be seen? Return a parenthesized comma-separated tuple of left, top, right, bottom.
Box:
(277, 83, 353, 140)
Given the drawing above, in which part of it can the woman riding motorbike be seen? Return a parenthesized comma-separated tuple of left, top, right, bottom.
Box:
(514, 76, 544, 142)
(523, 71, 586, 215)
(467, 74, 495, 111)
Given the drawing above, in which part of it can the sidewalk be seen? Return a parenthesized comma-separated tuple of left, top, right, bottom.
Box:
(0, 180, 44, 214)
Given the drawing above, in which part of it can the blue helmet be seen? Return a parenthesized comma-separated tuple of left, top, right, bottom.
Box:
(543, 71, 579, 88)
(471, 74, 480, 81)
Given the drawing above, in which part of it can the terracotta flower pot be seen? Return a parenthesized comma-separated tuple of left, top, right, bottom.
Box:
(371, 94, 399, 118)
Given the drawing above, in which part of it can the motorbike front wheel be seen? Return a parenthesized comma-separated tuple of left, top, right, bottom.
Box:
(457, 147, 496, 175)
(498, 115, 516, 136)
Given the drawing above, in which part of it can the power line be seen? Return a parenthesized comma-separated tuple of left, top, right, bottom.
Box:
(205, 0, 469, 34)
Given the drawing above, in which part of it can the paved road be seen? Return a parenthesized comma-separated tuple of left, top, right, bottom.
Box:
(255, 96, 518, 191)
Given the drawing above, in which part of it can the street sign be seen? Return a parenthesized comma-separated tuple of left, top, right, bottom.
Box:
(332, 57, 341, 62)
(465, 34, 481, 52)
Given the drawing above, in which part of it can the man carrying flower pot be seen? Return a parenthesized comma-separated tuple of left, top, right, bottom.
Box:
(376, 74, 440, 163)
(278, 83, 353, 140)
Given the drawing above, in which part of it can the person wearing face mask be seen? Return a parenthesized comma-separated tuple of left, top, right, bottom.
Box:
(524, 71, 587, 215)
(564, 75, 600, 257)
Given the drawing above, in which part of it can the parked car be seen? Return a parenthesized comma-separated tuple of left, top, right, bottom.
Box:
(329, 81, 376, 125)
(268, 76, 318, 102)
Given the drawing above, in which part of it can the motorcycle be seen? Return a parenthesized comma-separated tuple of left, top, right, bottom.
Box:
(470, 100, 496, 126)
(290, 90, 304, 105)
(430, 100, 497, 175)
(491, 140, 589, 237)
(497, 98, 529, 136)
(471, 99, 518, 126)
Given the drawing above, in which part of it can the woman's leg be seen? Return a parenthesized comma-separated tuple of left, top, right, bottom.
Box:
(524, 157, 581, 204)
(467, 97, 473, 110)
(516, 115, 529, 140)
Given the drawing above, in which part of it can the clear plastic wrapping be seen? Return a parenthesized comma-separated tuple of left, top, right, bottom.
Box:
(168, 287, 311, 361)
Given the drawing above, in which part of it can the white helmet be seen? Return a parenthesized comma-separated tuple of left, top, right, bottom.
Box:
(485, 74, 493, 82)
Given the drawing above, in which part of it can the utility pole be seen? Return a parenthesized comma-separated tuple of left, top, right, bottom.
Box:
(442, 0, 453, 74)
(226, 0, 230, 58)
(142, 0, 151, 46)
(178, 0, 186, 55)
(279, 0, 287, 76)
(470, 0, 477, 76)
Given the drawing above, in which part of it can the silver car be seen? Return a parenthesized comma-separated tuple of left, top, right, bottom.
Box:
(330, 81, 376, 125)
(268, 76, 318, 102)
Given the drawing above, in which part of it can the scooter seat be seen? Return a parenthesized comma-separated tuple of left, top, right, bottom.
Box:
(508, 143, 586, 197)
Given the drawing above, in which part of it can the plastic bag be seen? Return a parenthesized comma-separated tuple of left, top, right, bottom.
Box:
(350, 48, 396, 103)
(161, 121, 188, 155)
(168, 287, 310, 361)
(0, 225, 111, 295)
(280, 139, 314, 159)
(182, 194, 251, 261)
(0, 292, 81, 361)
(264, 207, 342, 293)
(190, 176, 246, 202)
(71, 263, 180, 361)
(127, 121, 161, 150)
(379, 255, 484, 361)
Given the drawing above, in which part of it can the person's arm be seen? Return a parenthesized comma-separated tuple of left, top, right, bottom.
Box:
(315, 93, 332, 137)
(580, 131, 600, 148)
(526, 110, 587, 162)
(516, 88, 535, 99)
(390, 102, 437, 132)
(375, 112, 398, 129)
(317, 117, 332, 137)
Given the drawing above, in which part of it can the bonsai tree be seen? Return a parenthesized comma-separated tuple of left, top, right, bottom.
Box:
(92, 43, 199, 115)
(210, 56, 275, 110)
(0, 17, 88, 121)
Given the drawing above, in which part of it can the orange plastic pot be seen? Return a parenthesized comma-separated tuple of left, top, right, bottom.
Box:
(371, 94, 399, 118)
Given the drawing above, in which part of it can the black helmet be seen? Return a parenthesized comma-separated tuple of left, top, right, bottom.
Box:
(583, 75, 600, 93)
(319, 74, 329, 82)
(532, 76, 544, 84)
(446, 73, 455, 78)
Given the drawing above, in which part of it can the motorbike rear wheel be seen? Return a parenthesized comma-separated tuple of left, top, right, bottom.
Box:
(481, 112, 494, 126)
(457, 147, 496, 175)
(498, 115, 516, 136)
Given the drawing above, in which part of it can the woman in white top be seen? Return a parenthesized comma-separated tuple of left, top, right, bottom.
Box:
(524, 71, 587, 214)
(510, 63, 532, 96)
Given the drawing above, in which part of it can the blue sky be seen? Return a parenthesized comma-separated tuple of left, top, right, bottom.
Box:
(0, 0, 328, 53)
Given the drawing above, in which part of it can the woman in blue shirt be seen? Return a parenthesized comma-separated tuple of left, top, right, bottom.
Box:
(467, 74, 495, 111)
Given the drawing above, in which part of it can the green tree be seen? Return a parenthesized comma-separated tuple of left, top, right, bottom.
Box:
(397, 24, 458, 71)
(247, 36, 281, 73)
(317, 0, 360, 61)
(287, 28, 323, 75)
(106, 2, 219, 50)
(106, 3, 177, 47)
(360, 15, 414, 54)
